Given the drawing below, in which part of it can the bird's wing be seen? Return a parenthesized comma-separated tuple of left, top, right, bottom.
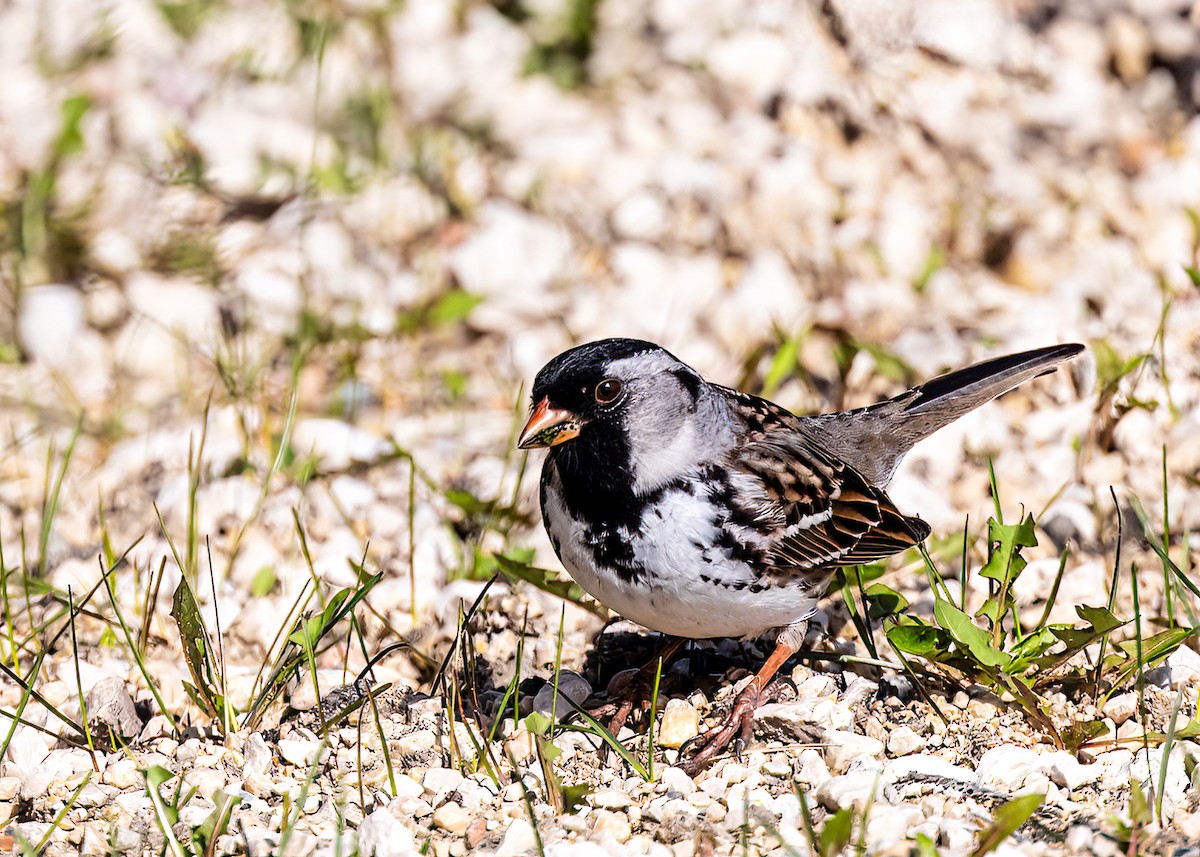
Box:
(715, 388, 930, 575)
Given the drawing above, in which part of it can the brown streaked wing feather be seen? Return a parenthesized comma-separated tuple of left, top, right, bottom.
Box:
(721, 390, 928, 575)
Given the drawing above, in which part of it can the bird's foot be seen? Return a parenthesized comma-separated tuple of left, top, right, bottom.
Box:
(585, 664, 664, 738)
(585, 640, 684, 740)
(677, 676, 787, 775)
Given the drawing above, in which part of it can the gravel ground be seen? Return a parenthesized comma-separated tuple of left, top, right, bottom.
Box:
(2, 1, 1200, 855)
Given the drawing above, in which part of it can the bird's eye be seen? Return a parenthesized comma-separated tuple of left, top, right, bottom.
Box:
(594, 378, 623, 404)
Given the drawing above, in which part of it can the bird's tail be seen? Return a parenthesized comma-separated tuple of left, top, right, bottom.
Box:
(807, 343, 1085, 486)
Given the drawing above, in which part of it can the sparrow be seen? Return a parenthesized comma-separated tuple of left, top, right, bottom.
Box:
(518, 338, 1084, 772)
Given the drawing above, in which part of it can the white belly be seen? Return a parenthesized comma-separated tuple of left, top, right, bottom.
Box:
(543, 474, 817, 639)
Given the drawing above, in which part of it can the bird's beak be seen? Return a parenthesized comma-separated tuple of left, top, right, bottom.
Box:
(518, 398, 582, 449)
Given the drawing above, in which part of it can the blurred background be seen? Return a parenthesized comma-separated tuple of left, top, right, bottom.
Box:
(0, 0, 1198, 718)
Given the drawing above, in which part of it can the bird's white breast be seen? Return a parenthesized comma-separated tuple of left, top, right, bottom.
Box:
(542, 466, 818, 639)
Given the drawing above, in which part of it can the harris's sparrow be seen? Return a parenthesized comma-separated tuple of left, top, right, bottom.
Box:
(518, 338, 1084, 772)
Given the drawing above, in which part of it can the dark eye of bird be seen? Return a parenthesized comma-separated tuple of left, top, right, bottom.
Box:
(594, 378, 622, 404)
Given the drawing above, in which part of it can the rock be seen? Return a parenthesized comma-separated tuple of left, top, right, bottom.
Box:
(449, 201, 570, 300)
(85, 677, 143, 743)
(1107, 13, 1151, 82)
(532, 671, 592, 718)
(277, 738, 324, 768)
(243, 733, 273, 778)
(1043, 751, 1099, 791)
(17, 284, 85, 368)
(423, 768, 464, 801)
(794, 748, 832, 789)
(658, 766, 695, 796)
(656, 699, 700, 749)
(822, 730, 885, 774)
(841, 676, 879, 708)
(975, 745, 1042, 788)
(1144, 645, 1200, 688)
(102, 758, 141, 790)
(757, 699, 848, 737)
(496, 819, 537, 857)
(432, 801, 470, 835)
(886, 726, 924, 756)
(591, 789, 632, 809)
(20, 749, 93, 800)
(815, 771, 879, 811)
(392, 774, 424, 800)
(358, 808, 416, 856)
(591, 809, 632, 843)
(612, 191, 668, 242)
(882, 755, 975, 796)
(1102, 692, 1139, 725)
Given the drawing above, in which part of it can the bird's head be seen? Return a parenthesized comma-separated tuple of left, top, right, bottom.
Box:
(518, 339, 705, 456)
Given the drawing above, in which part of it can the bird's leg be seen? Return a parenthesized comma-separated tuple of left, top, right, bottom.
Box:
(588, 636, 685, 737)
(677, 636, 799, 775)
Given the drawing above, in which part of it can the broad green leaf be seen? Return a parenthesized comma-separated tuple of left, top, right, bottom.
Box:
(171, 577, 219, 718)
(1061, 720, 1107, 753)
(1077, 605, 1124, 634)
(886, 622, 950, 657)
(193, 790, 242, 854)
(864, 583, 908, 618)
(1109, 627, 1192, 691)
(1006, 627, 1058, 673)
(818, 807, 854, 857)
(427, 290, 483, 325)
(935, 599, 1011, 668)
(523, 711, 553, 737)
(1129, 778, 1151, 825)
(971, 792, 1044, 856)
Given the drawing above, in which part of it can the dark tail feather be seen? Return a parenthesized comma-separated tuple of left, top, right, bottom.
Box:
(806, 343, 1084, 486)
(899, 343, 1085, 430)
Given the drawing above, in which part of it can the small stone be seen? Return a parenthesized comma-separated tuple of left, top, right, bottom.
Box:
(952, 691, 969, 709)
(496, 819, 537, 857)
(75, 784, 113, 809)
(656, 699, 700, 749)
(103, 759, 141, 790)
(0, 779, 21, 801)
(391, 774, 424, 800)
(278, 739, 324, 768)
(532, 671, 592, 718)
(591, 809, 632, 843)
(423, 768, 464, 799)
(358, 808, 415, 857)
(591, 789, 632, 809)
(465, 818, 488, 850)
(841, 676, 878, 708)
(1044, 751, 1098, 791)
(432, 801, 470, 835)
(976, 745, 1041, 788)
(823, 730, 885, 774)
(815, 771, 878, 811)
(941, 818, 975, 853)
(763, 759, 791, 777)
(882, 755, 975, 790)
(1102, 692, 1138, 725)
(85, 678, 143, 742)
(658, 767, 695, 796)
(243, 733, 272, 778)
(757, 699, 848, 736)
(886, 726, 924, 756)
(1116, 720, 1143, 741)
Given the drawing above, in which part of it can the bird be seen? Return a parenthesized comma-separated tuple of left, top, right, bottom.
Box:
(517, 338, 1084, 773)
